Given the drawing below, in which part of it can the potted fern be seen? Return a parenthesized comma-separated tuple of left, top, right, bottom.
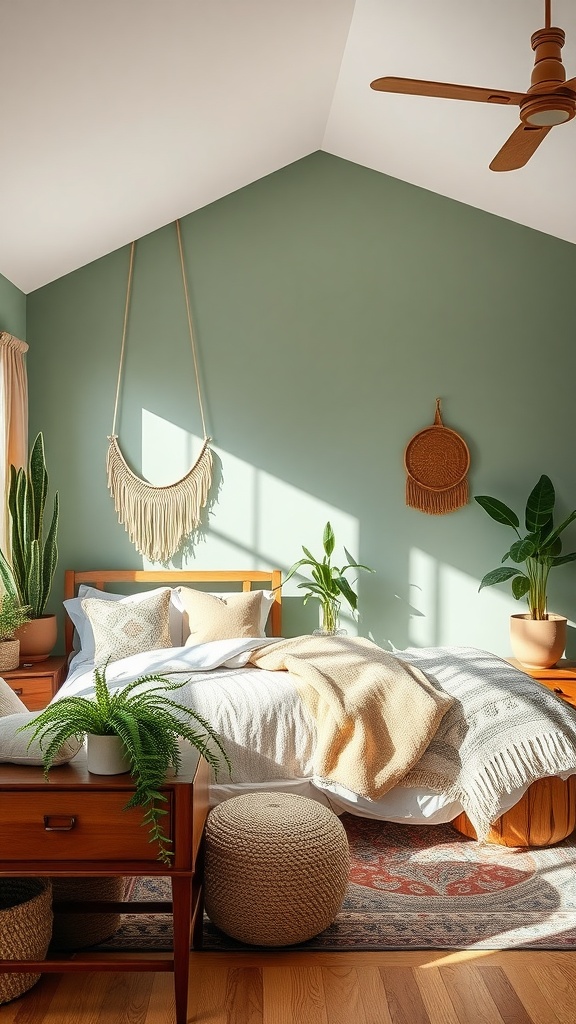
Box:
(0, 593, 32, 672)
(476, 474, 576, 668)
(18, 665, 231, 864)
(283, 521, 374, 634)
(0, 432, 59, 662)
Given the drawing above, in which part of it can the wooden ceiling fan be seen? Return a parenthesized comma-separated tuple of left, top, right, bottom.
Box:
(370, 0, 575, 170)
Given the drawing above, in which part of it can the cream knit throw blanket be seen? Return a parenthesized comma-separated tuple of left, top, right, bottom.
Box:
(398, 646, 576, 840)
(248, 635, 454, 800)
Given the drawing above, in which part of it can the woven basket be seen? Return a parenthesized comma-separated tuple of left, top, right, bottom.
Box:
(0, 878, 53, 1005)
(51, 877, 126, 950)
(205, 793, 350, 946)
(0, 640, 20, 673)
(405, 399, 470, 515)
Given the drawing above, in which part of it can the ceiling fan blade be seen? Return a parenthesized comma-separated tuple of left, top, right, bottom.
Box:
(489, 123, 552, 171)
(370, 76, 523, 105)
(561, 77, 576, 92)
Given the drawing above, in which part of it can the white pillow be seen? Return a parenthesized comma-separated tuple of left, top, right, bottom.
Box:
(0, 711, 82, 765)
(64, 586, 183, 673)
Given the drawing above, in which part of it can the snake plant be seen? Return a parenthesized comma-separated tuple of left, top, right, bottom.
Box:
(0, 432, 59, 617)
(19, 664, 231, 864)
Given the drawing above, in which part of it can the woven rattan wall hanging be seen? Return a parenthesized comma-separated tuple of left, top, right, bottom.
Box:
(404, 398, 470, 515)
(107, 220, 213, 561)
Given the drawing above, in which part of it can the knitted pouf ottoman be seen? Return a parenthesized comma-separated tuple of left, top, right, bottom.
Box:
(204, 792, 350, 946)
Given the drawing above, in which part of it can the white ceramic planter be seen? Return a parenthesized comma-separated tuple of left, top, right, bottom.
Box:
(86, 734, 131, 775)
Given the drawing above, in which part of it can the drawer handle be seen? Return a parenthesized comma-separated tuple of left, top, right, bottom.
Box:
(43, 815, 76, 832)
(12, 687, 23, 696)
(554, 687, 564, 695)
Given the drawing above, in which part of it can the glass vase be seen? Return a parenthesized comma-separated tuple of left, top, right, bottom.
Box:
(313, 599, 347, 637)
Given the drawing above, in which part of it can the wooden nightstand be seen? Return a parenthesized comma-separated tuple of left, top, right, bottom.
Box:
(0, 745, 209, 1024)
(507, 658, 576, 709)
(1, 655, 67, 710)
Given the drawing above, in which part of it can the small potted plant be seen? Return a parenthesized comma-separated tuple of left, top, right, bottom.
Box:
(0, 432, 59, 662)
(18, 664, 231, 863)
(0, 593, 32, 672)
(283, 521, 374, 634)
(475, 474, 576, 668)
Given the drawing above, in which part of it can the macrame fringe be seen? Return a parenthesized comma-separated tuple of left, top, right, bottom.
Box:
(406, 476, 468, 515)
(106, 435, 213, 562)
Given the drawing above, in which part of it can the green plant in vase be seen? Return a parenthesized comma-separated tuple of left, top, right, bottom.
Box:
(283, 521, 374, 634)
(18, 664, 231, 864)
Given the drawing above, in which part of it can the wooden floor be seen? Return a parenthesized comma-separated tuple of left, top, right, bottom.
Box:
(0, 949, 575, 1023)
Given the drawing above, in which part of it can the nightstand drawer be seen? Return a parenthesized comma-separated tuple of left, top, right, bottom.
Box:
(0, 790, 173, 862)
(6, 676, 54, 710)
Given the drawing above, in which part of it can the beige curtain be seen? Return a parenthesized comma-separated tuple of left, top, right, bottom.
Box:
(0, 332, 28, 557)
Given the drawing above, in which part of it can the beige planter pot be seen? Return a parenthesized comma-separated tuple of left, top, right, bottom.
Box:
(14, 614, 57, 663)
(86, 734, 131, 776)
(510, 612, 567, 670)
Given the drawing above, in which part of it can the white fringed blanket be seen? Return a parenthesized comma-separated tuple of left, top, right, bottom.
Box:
(398, 646, 576, 839)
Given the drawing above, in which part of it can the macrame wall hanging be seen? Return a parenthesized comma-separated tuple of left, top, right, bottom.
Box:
(107, 220, 213, 561)
(404, 398, 470, 515)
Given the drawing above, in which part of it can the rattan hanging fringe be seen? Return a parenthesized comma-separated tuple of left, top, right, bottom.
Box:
(404, 399, 470, 515)
(107, 220, 213, 561)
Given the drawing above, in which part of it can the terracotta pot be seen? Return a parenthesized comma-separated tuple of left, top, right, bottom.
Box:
(509, 612, 567, 670)
(14, 614, 57, 663)
(86, 734, 131, 776)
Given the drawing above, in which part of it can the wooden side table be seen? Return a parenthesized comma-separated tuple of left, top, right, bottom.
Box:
(1, 655, 67, 710)
(0, 746, 209, 1024)
(506, 658, 576, 708)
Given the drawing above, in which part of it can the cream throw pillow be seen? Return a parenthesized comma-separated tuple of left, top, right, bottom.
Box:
(81, 589, 172, 665)
(0, 678, 82, 765)
(176, 587, 264, 645)
(0, 675, 28, 716)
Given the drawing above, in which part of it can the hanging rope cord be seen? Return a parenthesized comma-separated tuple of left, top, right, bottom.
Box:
(107, 220, 213, 561)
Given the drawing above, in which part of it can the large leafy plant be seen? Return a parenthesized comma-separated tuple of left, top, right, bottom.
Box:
(475, 475, 576, 620)
(19, 665, 231, 863)
(0, 432, 59, 618)
(283, 521, 374, 632)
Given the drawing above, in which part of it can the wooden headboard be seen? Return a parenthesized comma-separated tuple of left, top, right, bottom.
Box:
(64, 568, 282, 656)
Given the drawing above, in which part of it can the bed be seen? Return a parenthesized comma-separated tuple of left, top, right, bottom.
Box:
(58, 568, 576, 848)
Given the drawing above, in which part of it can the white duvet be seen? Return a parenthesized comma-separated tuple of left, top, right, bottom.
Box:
(56, 639, 576, 827)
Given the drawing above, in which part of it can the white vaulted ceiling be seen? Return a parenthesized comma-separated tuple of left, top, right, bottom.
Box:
(1, 0, 575, 294)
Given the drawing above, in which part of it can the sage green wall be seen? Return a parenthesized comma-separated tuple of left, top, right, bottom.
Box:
(0, 271, 25, 338)
(26, 152, 576, 655)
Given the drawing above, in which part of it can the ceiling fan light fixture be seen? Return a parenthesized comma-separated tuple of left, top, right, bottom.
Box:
(521, 93, 575, 126)
(525, 107, 570, 125)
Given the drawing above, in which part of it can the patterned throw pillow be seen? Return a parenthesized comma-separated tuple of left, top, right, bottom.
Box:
(176, 587, 264, 645)
(81, 589, 172, 665)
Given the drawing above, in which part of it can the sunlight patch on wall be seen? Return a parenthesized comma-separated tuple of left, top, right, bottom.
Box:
(140, 411, 360, 633)
(409, 547, 518, 652)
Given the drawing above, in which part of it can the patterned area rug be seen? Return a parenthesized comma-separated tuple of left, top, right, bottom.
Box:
(94, 814, 576, 952)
